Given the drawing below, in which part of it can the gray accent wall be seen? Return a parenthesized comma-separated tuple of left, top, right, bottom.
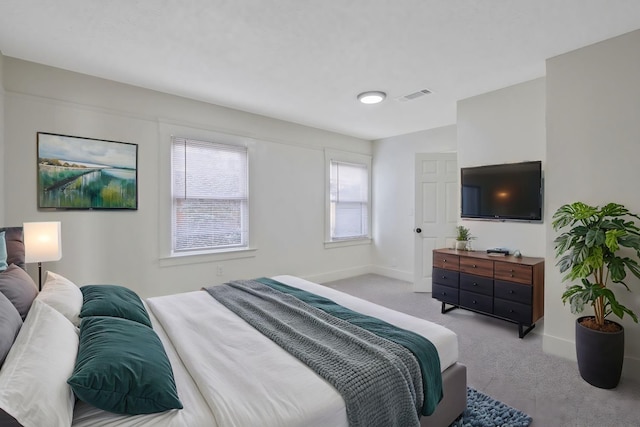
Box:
(450, 30, 640, 381)
(545, 29, 640, 379)
(457, 77, 546, 257)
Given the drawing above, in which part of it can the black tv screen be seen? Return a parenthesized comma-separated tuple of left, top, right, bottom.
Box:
(461, 161, 542, 222)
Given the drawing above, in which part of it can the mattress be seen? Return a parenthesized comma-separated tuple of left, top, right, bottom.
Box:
(72, 275, 459, 427)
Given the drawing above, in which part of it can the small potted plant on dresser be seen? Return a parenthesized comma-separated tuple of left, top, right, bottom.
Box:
(455, 225, 473, 250)
(552, 202, 640, 389)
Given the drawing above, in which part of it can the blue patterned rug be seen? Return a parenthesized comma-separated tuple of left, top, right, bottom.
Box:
(449, 388, 532, 427)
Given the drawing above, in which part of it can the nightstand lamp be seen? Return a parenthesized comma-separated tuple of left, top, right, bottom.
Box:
(24, 221, 62, 290)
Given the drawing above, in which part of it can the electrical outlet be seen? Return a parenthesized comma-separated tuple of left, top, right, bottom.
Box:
(216, 265, 224, 276)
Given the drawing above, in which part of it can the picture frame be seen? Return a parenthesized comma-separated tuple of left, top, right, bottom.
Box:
(37, 132, 138, 210)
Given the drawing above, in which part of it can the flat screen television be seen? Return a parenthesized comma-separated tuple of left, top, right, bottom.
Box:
(460, 161, 543, 222)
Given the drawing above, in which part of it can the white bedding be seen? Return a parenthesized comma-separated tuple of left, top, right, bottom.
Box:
(72, 275, 458, 427)
(71, 299, 217, 427)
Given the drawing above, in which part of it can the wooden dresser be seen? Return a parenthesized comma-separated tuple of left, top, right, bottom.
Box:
(432, 248, 544, 338)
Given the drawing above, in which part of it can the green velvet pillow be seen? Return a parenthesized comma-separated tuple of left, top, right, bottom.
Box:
(68, 316, 183, 415)
(0, 232, 7, 272)
(80, 284, 151, 327)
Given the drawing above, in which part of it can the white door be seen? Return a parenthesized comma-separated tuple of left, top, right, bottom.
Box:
(414, 153, 458, 292)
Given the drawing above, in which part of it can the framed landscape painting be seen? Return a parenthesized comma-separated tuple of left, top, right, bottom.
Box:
(37, 132, 138, 210)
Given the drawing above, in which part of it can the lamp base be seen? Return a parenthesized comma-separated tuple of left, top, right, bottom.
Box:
(37, 262, 42, 291)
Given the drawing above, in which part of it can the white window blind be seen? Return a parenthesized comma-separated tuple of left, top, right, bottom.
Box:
(171, 137, 248, 252)
(330, 160, 369, 240)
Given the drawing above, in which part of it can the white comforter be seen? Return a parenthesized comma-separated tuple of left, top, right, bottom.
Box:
(72, 275, 458, 427)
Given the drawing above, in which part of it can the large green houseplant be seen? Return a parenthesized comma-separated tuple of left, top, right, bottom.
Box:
(552, 202, 640, 388)
(553, 202, 640, 327)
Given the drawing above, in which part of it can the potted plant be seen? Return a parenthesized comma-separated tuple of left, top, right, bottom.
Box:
(455, 225, 473, 250)
(552, 202, 640, 388)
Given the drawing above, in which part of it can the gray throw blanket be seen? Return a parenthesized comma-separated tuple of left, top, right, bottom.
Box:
(205, 280, 424, 427)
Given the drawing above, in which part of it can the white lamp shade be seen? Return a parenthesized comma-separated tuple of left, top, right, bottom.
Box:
(24, 222, 62, 263)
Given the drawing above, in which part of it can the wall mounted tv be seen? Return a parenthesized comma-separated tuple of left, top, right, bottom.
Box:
(460, 160, 543, 222)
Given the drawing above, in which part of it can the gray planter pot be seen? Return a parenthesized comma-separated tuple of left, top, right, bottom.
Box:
(575, 316, 624, 389)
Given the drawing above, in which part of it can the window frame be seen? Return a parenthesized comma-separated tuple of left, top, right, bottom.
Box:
(158, 121, 256, 266)
(324, 149, 372, 248)
(171, 136, 249, 254)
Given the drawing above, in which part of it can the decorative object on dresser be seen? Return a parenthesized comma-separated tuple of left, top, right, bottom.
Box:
(552, 202, 640, 389)
(432, 249, 544, 338)
(454, 226, 474, 251)
(486, 247, 510, 255)
(23, 221, 62, 290)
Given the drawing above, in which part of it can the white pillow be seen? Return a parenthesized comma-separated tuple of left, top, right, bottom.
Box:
(0, 299, 79, 427)
(36, 271, 83, 327)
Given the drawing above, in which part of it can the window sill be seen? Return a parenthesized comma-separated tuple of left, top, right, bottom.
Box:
(159, 247, 257, 267)
(324, 238, 372, 249)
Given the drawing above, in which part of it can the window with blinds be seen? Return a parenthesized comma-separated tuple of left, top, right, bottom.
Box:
(171, 137, 248, 252)
(329, 160, 369, 240)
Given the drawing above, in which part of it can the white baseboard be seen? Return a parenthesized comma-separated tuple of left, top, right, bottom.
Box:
(303, 265, 374, 284)
(305, 264, 415, 285)
(542, 334, 576, 362)
(622, 355, 640, 380)
(370, 265, 413, 283)
(543, 333, 640, 381)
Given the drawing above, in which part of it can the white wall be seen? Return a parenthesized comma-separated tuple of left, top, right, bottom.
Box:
(2, 58, 373, 297)
(372, 126, 457, 281)
(457, 78, 546, 257)
(0, 51, 5, 225)
(545, 30, 640, 378)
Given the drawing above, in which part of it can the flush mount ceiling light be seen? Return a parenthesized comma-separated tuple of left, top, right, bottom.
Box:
(357, 91, 386, 104)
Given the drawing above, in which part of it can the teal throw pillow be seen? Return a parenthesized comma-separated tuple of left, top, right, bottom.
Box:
(68, 316, 183, 415)
(80, 284, 151, 327)
(0, 232, 7, 271)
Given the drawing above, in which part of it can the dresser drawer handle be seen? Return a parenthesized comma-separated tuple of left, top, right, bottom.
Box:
(442, 276, 446, 279)
(473, 282, 478, 286)
(509, 309, 514, 313)
(442, 292, 447, 296)
(472, 264, 477, 268)
(472, 300, 477, 304)
(443, 259, 447, 263)
(510, 274, 514, 277)
(509, 290, 514, 294)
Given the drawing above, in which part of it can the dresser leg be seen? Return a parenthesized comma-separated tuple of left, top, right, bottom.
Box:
(519, 323, 535, 338)
(441, 302, 458, 314)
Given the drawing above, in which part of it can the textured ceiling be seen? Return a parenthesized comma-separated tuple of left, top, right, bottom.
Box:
(1, 1, 640, 140)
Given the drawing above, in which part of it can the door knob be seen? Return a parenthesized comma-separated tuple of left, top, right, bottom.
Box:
(415, 228, 422, 234)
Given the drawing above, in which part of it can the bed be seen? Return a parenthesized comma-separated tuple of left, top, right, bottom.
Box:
(0, 226, 466, 427)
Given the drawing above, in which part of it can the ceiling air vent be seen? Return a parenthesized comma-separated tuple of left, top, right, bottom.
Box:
(397, 89, 432, 102)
